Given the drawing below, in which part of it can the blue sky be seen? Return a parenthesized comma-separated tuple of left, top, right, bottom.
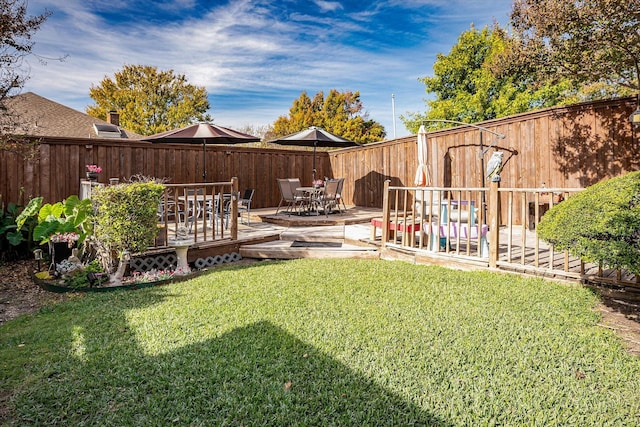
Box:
(24, 0, 512, 138)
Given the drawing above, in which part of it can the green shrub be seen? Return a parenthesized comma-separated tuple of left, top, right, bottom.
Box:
(537, 171, 640, 274)
(92, 181, 164, 274)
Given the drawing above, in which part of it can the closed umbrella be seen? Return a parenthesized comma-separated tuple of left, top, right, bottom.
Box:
(414, 125, 436, 217)
(414, 125, 431, 186)
(145, 123, 259, 182)
(268, 126, 359, 182)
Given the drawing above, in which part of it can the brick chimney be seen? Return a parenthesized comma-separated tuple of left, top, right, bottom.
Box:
(107, 111, 120, 126)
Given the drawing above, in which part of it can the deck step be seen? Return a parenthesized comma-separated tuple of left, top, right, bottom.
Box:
(239, 240, 379, 260)
(239, 223, 379, 260)
(279, 225, 345, 242)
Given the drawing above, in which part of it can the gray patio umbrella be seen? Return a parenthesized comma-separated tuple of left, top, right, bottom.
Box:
(145, 123, 260, 182)
(268, 126, 359, 182)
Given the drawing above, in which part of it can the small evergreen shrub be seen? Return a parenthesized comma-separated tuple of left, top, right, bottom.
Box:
(537, 171, 640, 274)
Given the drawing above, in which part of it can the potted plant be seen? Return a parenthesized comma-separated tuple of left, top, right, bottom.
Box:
(86, 164, 102, 181)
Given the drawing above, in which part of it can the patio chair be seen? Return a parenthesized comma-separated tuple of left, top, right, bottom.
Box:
(206, 193, 232, 230)
(319, 179, 340, 217)
(288, 177, 314, 213)
(276, 178, 305, 214)
(238, 188, 255, 224)
(335, 177, 346, 213)
(157, 189, 184, 224)
(183, 188, 205, 231)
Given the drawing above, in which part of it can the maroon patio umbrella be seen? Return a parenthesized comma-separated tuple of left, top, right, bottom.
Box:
(145, 123, 260, 182)
(268, 126, 359, 182)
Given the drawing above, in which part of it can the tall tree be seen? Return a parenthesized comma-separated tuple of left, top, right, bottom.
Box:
(0, 0, 51, 158)
(402, 24, 571, 133)
(509, 0, 639, 93)
(273, 89, 385, 144)
(87, 65, 211, 136)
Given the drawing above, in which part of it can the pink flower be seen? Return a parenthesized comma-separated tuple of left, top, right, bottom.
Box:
(86, 164, 102, 173)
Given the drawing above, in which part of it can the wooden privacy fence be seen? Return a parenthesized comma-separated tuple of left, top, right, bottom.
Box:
(0, 137, 331, 208)
(2, 96, 639, 210)
(381, 181, 638, 289)
(331, 96, 640, 209)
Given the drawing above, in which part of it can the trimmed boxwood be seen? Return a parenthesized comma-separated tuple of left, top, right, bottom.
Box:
(537, 171, 640, 274)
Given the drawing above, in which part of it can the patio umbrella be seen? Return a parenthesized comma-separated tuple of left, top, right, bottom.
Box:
(145, 123, 260, 182)
(268, 126, 359, 182)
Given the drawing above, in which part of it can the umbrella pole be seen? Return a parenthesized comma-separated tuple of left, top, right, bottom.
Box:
(312, 143, 317, 183)
(202, 140, 207, 182)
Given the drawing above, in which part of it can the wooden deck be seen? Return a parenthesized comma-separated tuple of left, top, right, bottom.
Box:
(154, 204, 639, 290)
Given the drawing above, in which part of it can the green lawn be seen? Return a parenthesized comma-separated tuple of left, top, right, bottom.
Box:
(1, 259, 639, 425)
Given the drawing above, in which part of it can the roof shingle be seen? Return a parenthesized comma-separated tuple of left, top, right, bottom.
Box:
(2, 92, 144, 139)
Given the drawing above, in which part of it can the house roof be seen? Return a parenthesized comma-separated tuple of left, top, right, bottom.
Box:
(2, 92, 144, 139)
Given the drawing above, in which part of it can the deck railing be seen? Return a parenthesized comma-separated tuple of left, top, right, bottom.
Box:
(382, 181, 638, 288)
(155, 178, 239, 248)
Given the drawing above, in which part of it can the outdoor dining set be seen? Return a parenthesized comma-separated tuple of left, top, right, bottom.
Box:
(276, 178, 347, 216)
(158, 187, 255, 232)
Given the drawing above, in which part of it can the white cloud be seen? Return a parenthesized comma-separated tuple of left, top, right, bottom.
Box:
(22, 0, 512, 137)
(314, 1, 344, 13)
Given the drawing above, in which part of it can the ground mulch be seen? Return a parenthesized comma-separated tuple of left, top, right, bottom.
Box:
(0, 260, 70, 323)
(1, 259, 639, 357)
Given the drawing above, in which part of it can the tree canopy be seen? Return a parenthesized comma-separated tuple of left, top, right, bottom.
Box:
(87, 65, 211, 136)
(272, 90, 385, 144)
(0, 0, 50, 104)
(509, 0, 640, 93)
(0, 0, 50, 158)
(404, 1, 639, 134)
(402, 25, 573, 133)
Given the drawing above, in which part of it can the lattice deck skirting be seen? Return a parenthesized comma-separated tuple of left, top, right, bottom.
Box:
(129, 251, 242, 273)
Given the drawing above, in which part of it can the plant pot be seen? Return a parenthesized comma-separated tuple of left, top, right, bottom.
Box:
(86, 172, 98, 181)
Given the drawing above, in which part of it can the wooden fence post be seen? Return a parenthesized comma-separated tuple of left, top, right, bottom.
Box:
(488, 180, 500, 268)
(231, 176, 238, 240)
(381, 180, 391, 247)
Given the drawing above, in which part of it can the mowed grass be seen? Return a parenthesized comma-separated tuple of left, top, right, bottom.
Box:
(1, 258, 639, 425)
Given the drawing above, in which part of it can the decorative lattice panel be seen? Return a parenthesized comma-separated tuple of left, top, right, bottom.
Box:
(193, 252, 242, 269)
(130, 251, 242, 273)
(130, 253, 177, 273)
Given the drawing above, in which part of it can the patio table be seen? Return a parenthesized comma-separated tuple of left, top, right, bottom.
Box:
(178, 193, 232, 229)
(296, 187, 324, 215)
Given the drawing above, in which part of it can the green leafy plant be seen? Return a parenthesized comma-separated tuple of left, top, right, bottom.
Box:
(537, 171, 640, 274)
(30, 196, 94, 245)
(61, 260, 105, 289)
(0, 199, 40, 261)
(92, 181, 164, 278)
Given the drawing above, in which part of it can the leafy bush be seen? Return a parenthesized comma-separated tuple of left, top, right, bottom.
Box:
(29, 196, 94, 245)
(92, 181, 164, 274)
(537, 171, 640, 274)
(0, 200, 39, 262)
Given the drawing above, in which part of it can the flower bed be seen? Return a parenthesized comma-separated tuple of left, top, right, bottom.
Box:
(32, 266, 202, 293)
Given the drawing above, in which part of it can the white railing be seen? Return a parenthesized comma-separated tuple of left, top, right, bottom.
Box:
(155, 178, 239, 248)
(381, 181, 638, 288)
